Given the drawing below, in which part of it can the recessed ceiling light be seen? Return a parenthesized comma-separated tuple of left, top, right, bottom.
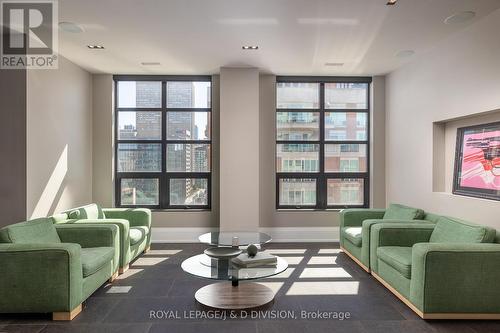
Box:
(386, 0, 397, 5)
(444, 11, 476, 24)
(87, 45, 105, 49)
(325, 62, 344, 67)
(59, 22, 84, 33)
(242, 46, 259, 50)
(141, 62, 161, 66)
(396, 50, 415, 58)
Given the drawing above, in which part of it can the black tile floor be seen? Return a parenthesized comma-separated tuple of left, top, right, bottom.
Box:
(1, 242, 500, 333)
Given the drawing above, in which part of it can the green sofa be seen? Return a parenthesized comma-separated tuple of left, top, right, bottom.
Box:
(339, 204, 439, 272)
(57, 204, 152, 273)
(0, 217, 119, 320)
(370, 216, 500, 319)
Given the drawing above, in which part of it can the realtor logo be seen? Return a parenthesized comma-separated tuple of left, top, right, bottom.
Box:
(1, 0, 58, 69)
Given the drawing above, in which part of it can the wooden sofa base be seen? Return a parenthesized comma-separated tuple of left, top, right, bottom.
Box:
(372, 272, 500, 320)
(340, 246, 370, 273)
(144, 246, 151, 254)
(109, 271, 119, 283)
(119, 264, 129, 274)
(53, 304, 82, 321)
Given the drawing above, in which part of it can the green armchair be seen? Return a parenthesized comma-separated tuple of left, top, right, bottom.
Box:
(339, 204, 435, 272)
(370, 216, 500, 319)
(0, 217, 119, 320)
(58, 204, 152, 273)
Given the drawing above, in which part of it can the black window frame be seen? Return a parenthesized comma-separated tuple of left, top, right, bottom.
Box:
(276, 76, 372, 210)
(114, 75, 212, 210)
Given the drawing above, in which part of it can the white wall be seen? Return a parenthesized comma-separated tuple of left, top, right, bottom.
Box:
(386, 8, 500, 227)
(92, 74, 114, 207)
(27, 56, 93, 218)
(219, 67, 260, 231)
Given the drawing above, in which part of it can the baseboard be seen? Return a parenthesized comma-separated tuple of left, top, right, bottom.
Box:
(259, 227, 339, 243)
(151, 227, 339, 243)
(151, 227, 218, 243)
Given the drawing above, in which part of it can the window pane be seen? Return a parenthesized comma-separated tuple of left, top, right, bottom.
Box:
(327, 179, 364, 206)
(277, 112, 319, 141)
(167, 112, 210, 140)
(117, 81, 161, 108)
(277, 82, 319, 109)
(279, 179, 316, 206)
(276, 144, 319, 172)
(325, 112, 367, 141)
(118, 111, 161, 140)
(166, 144, 211, 172)
(325, 83, 368, 109)
(325, 144, 367, 172)
(167, 81, 211, 108)
(170, 178, 208, 205)
(117, 143, 161, 172)
(120, 178, 159, 205)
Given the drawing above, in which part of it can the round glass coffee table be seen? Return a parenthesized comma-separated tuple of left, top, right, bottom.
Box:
(182, 232, 288, 309)
(198, 231, 272, 246)
(198, 232, 272, 267)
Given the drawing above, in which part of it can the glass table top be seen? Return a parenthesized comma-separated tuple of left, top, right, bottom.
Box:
(198, 232, 272, 246)
(181, 254, 288, 281)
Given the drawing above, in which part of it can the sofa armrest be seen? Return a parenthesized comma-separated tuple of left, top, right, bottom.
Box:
(369, 223, 435, 273)
(410, 243, 500, 313)
(340, 209, 385, 248)
(70, 219, 130, 268)
(56, 224, 120, 272)
(0, 243, 83, 312)
(103, 208, 151, 229)
(340, 209, 386, 228)
(359, 219, 432, 267)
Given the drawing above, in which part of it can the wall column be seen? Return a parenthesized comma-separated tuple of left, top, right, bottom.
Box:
(219, 67, 260, 231)
(0, 69, 27, 226)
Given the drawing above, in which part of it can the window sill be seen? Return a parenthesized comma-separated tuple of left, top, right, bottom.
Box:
(276, 208, 342, 212)
(151, 208, 212, 213)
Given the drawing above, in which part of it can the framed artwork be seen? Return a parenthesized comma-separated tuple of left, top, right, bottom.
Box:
(453, 121, 500, 201)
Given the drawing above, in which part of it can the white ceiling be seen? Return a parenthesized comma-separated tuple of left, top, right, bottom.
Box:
(58, 0, 500, 75)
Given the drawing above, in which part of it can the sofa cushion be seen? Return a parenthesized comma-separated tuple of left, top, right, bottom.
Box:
(383, 203, 424, 220)
(67, 204, 106, 220)
(377, 246, 412, 279)
(50, 213, 69, 224)
(0, 218, 61, 244)
(429, 216, 496, 244)
(343, 227, 362, 247)
(81, 247, 114, 277)
(130, 226, 148, 246)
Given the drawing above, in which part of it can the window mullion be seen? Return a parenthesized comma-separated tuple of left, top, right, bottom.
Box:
(161, 80, 168, 208)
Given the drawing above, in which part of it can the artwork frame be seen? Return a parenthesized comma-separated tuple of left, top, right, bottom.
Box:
(453, 121, 500, 201)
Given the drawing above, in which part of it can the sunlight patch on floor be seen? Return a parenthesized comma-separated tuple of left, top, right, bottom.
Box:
(132, 257, 169, 266)
(116, 268, 144, 280)
(318, 249, 342, 254)
(106, 286, 132, 294)
(280, 256, 304, 265)
(143, 249, 182, 256)
(306, 256, 337, 265)
(264, 268, 295, 279)
(263, 249, 307, 255)
(286, 281, 359, 295)
(299, 267, 351, 278)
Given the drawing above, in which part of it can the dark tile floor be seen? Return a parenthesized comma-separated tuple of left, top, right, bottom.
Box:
(1, 242, 500, 333)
